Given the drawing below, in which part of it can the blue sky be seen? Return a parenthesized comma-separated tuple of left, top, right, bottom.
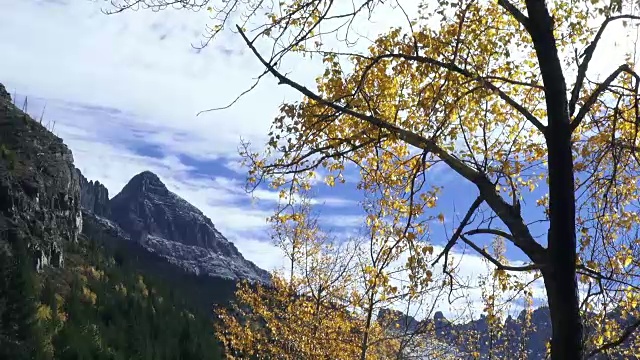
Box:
(1, 0, 385, 272)
(2, 0, 635, 315)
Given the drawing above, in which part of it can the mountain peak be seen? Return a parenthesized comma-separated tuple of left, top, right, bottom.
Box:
(107, 171, 270, 283)
(77, 168, 111, 218)
(134, 170, 161, 181)
(0, 83, 10, 102)
(130, 170, 164, 185)
(120, 170, 167, 196)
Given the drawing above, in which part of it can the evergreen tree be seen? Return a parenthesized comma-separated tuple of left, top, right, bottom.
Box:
(1, 233, 223, 359)
(0, 238, 44, 360)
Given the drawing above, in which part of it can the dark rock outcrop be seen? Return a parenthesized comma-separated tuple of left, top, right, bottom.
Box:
(0, 82, 82, 271)
(375, 306, 554, 358)
(416, 307, 551, 358)
(0, 83, 10, 102)
(77, 168, 110, 218)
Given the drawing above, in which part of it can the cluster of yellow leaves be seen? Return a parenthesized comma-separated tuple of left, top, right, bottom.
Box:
(37, 303, 53, 322)
(216, 277, 392, 360)
(574, 63, 640, 353)
(55, 294, 67, 324)
(76, 265, 105, 281)
(38, 293, 69, 358)
(36, 302, 56, 358)
(81, 286, 98, 306)
(209, 0, 640, 356)
(216, 194, 447, 359)
(136, 275, 149, 298)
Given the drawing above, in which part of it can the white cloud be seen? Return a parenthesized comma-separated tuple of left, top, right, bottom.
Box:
(229, 237, 288, 272)
(250, 187, 356, 207)
(0, 0, 305, 160)
(320, 214, 366, 228)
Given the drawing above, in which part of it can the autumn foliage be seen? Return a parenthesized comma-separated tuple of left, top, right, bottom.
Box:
(113, 0, 640, 358)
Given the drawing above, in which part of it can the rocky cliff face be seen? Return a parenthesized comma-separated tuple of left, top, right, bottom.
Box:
(378, 308, 420, 333)
(78, 169, 269, 283)
(77, 168, 110, 218)
(0, 82, 82, 270)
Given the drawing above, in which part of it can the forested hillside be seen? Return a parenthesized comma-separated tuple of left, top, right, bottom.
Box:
(0, 232, 222, 360)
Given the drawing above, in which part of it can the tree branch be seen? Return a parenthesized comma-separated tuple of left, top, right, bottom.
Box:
(432, 196, 484, 266)
(587, 318, 640, 358)
(460, 235, 541, 271)
(571, 64, 635, 132)
(464, 228, 516, 242)
(236, 25, 547, 264)
(497, 0, 530, 32)
(569, 15, 640, 117)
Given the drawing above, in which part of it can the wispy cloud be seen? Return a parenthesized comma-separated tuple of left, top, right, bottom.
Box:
(1, 0, 303, 160)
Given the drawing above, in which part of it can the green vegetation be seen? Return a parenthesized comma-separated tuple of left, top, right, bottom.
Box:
(0, 235, 222, 360)
(0, 143, 16, 170)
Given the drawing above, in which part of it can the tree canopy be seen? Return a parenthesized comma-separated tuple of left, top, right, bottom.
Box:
(112, 0, 640, 358)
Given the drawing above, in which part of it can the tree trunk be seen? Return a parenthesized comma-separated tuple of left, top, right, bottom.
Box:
(524, 0, 582, 357)
(359, 293, 376, 360)
(544, 120, 582, 360)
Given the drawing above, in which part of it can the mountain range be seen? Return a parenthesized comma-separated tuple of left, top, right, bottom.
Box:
(0, 80, 573, 359)
(4, 80, 640, 359)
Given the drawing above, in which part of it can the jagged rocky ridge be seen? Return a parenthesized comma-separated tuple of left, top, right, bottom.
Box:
(77, 169, 270, 283)
(78, 172, 110, 218)
(0, 77, 266, 285)
(378, 307, 552, 359)
(0, 83, 81, 271)
(380, 304, 640, 359)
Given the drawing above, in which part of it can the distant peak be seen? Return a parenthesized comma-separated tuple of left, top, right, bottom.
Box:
(121, 171, 167, 195)
(134, 170, 161, 181)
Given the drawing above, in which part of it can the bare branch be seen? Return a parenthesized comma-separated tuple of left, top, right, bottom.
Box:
(569, 15, 640, 117)
(460, 235, 541, 272)
(432, 196, 484, 266)
(464, 228, 516, 242)
(236, 25, 547, 263)
(571, 64, 637, 132)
